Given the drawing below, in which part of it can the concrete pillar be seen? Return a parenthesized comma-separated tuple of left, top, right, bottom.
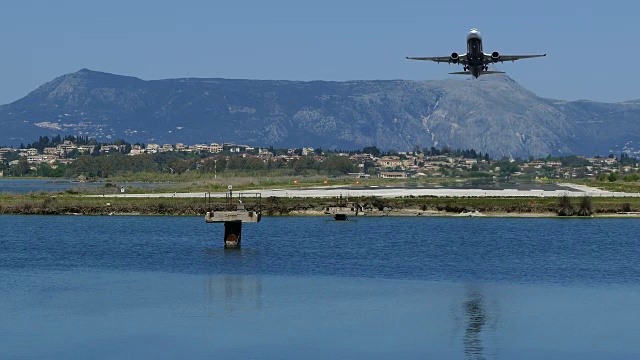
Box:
(224, 221, 242, 248)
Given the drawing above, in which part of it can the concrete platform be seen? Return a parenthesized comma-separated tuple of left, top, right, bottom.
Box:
(205, 204, 261, 223)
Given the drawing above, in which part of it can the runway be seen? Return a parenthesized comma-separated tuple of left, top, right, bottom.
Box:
(95, 183, 640, 198)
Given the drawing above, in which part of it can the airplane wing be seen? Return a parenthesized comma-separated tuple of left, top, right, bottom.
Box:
(448, 70, 505, 75)
(485, 54, 546, 63)
(406, 55, 467, 64)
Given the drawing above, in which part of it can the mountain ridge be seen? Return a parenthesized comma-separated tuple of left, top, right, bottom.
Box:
(1, 68, 639, 158)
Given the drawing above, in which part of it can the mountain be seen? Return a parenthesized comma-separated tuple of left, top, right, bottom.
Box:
(1, 68, 639, 158)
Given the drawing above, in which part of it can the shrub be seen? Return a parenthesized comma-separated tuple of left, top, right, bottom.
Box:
(557, 195, 574, 216)
(577, 196, 592, 216)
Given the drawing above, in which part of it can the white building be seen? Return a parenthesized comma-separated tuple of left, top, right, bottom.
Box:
(210, 143, 223, 153)
(146, 143, 160, 153)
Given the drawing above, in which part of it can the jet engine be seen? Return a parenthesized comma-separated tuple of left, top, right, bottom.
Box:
(491, 51, 500, 62)
(450, 52, 459, 64)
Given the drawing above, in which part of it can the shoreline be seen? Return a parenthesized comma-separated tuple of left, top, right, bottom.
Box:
(287, 209, 640, 218)
(3, 181, 640, 217)
(12, 211, 640, 218)
(2, 199, 639, 218)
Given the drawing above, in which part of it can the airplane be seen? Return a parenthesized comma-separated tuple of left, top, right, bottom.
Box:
(406, 28, 546, 78)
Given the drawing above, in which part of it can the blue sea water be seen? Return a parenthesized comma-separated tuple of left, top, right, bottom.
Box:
(1, 216, 639, 359)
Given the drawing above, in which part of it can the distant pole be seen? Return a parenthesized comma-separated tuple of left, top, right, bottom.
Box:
(214, 159, 218, 179)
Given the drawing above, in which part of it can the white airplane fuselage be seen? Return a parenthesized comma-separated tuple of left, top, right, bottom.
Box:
(465, 29, 486, 78)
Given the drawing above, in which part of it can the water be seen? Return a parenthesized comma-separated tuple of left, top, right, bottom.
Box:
(1, 216, 639, 359)
(0, 178, 169, 193)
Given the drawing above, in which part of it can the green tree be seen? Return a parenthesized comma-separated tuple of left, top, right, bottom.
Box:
(323, 156, 356, 175)
(246, 158, 265, 171)
(362, 146, 381, 157)
(493, 159, 521, 176)
(131, 154, 158, 173)
(13, 157, 30, 176)
(291, 156, 317, 175)
(74, 155, 98, 177)
(167, 158, 194, 175)
(413, 144, 421, 155)
(200, 157, 227, 174)
(91, 145, 102, 157)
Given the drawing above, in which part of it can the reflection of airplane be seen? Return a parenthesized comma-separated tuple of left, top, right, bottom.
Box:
(406, 28, 546, 78)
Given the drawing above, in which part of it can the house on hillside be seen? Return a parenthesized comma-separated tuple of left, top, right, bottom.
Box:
(210, 143, 223, 153)
(18, 148, 38, 156)
(194, 144, 211, 152)
(77, 145, 95, 154)
(27, 155, 58, 164)
(43, 147, 61, 156)
(100, 145, 122, 154)
(129, 145, 145, 156)
(377, 156, 404, 170)
(146, 143, 161, 153)
(58, 141, 77, 154)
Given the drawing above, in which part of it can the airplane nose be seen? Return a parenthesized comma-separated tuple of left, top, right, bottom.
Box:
(467, 28, 482, 40)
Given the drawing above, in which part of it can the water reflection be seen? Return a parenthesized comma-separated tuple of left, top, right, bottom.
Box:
(204, 275, 263, 316)
(201, 247, 263, 316)
(451, 286, 500, 360)
(463, 288, 487, 359)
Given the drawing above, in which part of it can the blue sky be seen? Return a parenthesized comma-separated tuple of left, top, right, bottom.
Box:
(0, 0, 635, 104)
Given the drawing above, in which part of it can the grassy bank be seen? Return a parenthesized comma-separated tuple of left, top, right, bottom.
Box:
(565, 179, 640, 193)
(3, 193, 640, 216)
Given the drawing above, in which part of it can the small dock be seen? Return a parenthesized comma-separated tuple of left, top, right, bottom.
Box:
(205, 186, 261, 248)
(334, 213, 348, 221)
(324, 200, 366, 218)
